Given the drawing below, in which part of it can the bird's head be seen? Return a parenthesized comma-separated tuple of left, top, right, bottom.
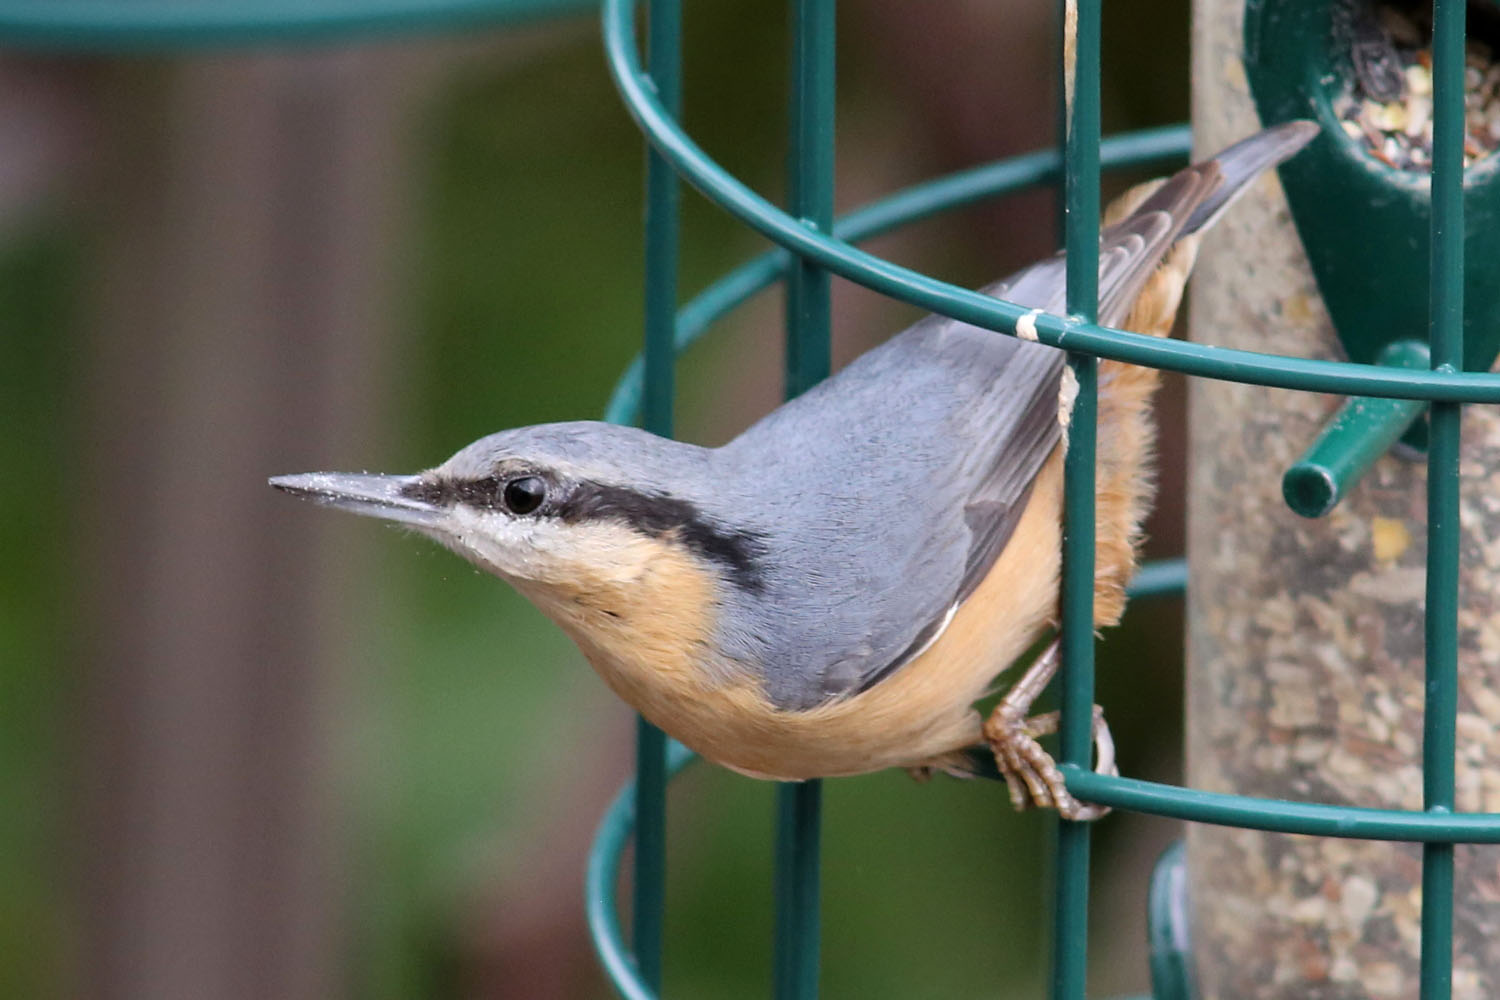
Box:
(271, 421, 765, 620)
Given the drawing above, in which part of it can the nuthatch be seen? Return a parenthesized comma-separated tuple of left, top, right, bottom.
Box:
(272, 121, 1317, 821)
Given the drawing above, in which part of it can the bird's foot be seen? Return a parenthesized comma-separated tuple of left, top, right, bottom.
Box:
(983, 702, 1116, 822)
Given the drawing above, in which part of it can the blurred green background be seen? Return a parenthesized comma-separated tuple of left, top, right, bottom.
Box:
(0, 2, 1190, 997)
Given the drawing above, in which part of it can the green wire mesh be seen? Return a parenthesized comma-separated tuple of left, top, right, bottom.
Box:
(593, 125, 1195, 1000)
(598, 0, 1497, 998)
(20, 0, 1489, 996)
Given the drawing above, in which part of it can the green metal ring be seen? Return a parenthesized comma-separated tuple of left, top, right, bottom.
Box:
(602, 124, 1192, 425)
(586, 739, 696, 1000)
(1063, 768, 1500, 842)
(602, 0, 1500, 404)
(1147, 841, 1192, 1000)
(0, 0, 594, 50)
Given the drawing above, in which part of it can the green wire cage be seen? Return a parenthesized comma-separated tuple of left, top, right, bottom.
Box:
(7, 0, 1498, 997)
(594, 1, 1500, 998)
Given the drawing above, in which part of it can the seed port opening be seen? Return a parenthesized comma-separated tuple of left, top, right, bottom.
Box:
(1331, 0, 1500, 173)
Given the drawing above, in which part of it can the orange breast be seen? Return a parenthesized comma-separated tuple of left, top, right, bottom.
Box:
(548, 447, 1065, 781)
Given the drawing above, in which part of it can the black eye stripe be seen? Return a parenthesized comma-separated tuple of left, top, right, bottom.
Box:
(399, 473, 766, 592)
(467, 476, 501, 503)
(399, 474, 530, 510)
(553, 481, 766, 592)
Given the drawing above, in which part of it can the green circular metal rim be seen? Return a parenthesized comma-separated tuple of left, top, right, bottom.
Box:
(602, 124, 1193, 425)
(1063, 768, 1500, 842)
(586, 739, 696, 1000)
(602, 0, 1500, 404)
(0, 0, 594, 51)
(1147, 841, 1192, 1000)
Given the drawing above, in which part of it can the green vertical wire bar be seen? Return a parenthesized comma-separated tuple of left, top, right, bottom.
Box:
(773, 781, 822, 1000)
(783, 0, 835, 398)
(633, 0, 681, 992)
(1053, 1, 1100, 999)
(774, 2, 833, 999)
(1421, 1, 1464, 998)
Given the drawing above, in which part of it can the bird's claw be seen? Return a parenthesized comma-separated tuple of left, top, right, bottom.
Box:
(983, 703, 1116, 821)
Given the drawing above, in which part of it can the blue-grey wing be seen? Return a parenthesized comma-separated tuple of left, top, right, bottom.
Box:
(776, 164, 1230, 707)
(843, 319, 1065, 697)
(718, 312, 1064, 711)
(725, 128, 1304, 710)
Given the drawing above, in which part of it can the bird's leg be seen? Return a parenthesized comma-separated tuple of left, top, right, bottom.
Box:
(985, 640, 1064, 811)
(1015, 705, 1118, 799)
(982, 638, 1116, 821)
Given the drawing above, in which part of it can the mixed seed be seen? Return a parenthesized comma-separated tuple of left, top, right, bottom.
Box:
(1334, 3, 1500, 171)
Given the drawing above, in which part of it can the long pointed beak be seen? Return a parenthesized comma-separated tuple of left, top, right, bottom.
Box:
(268, 472, 445, 529)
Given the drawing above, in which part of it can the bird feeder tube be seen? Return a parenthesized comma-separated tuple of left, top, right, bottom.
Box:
(1188, 0, 1500, 996)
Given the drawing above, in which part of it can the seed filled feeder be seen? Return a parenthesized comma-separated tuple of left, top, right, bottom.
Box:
(1243, 0, 1500, 516)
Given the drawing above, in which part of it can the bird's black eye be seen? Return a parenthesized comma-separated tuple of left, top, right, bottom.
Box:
(502, 476, 546, 515)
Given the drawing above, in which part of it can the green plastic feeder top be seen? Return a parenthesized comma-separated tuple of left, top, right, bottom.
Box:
(1248, 0, 1500, 516)
(1245, 0, 1500, 375)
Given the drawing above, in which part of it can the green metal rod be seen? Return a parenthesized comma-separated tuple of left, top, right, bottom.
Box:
(783, 0, 836, 400)
(773, 3, 834, 998)
(601, 0, 1500, 404)
(587, 741, 697, 1000)
(632, 0, 681, 992)
(0, 0, 593, 50)
(603, 126, 1191, 427)
(773, 782, 823, 1000)
(642, 0, 680, 439)
(1054, 1, 1101, 998)
(1053, 360, 1097, 1000)
(1062, 767, 1500, 842)
(1282, 340, 1431, 518)
(632, 714, 666, 991)
(1422, 1, 1466, 997)
(1126, 557, 1187, 601)
(1146, 842, 1191, 1000)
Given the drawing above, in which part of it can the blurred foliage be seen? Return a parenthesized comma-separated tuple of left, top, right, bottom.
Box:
(0, 232, 76, 1000)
